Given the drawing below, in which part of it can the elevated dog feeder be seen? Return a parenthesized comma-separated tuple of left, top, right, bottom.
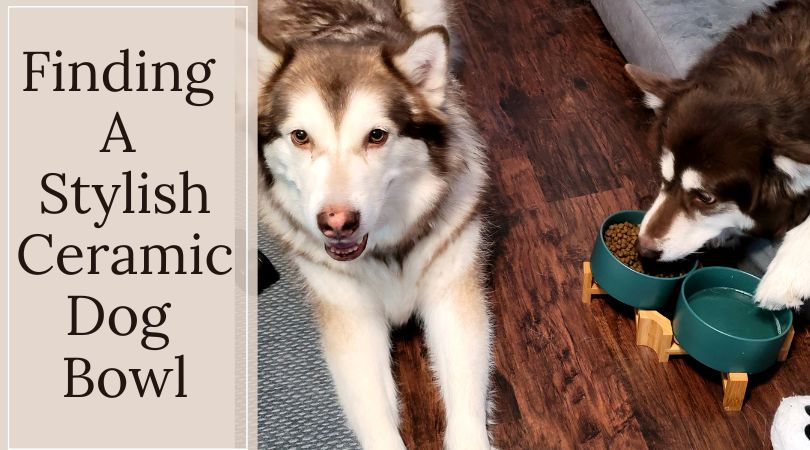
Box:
(583, 261, 795, 411)
(583, 209, 795, 412)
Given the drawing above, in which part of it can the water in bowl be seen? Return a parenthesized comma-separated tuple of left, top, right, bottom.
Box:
(688, 287, 782, 339)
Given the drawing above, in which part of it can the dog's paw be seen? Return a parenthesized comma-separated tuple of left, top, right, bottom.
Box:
(444, 423, 491, 450)
(755, 250, 809, 310)
(756, 275, 807, 310)
(770, 395, 810, 450)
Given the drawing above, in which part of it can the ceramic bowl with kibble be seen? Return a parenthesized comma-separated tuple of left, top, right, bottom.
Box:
(590, 210, 698, 309)
(673, 267, 793, 374)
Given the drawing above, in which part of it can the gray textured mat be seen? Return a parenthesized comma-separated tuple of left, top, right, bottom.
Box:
(258, 227, 360, 449)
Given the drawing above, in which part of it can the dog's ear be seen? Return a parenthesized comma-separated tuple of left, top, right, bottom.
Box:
(625, 64, 683, 111)
(392, 27, 450, 108)
(771, 134, 810, 184)
(764, 127, 810, 197)
(257, 35, 284, 85)
(773, 136, 810, 165)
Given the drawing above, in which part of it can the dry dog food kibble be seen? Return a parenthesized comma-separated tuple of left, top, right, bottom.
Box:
(604, 222, 684, 277)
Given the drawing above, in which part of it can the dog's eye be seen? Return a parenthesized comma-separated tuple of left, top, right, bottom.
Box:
(694, 190, 716, 205)
(291, 129, 310, 147)
(367, 128, 388, 147)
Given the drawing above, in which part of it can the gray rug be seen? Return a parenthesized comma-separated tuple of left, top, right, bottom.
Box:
(258, 227, 360, 449)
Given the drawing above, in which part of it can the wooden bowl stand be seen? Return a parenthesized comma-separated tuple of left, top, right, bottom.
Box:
(582, 261, 795, 411)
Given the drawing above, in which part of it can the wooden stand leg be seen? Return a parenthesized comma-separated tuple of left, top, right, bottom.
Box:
(582, 262, 607, 305)
(777, 326, 795, 362)
(582, 262, 593, 304)
(635, 310, 687, 362)
(722, 373, 748, 411)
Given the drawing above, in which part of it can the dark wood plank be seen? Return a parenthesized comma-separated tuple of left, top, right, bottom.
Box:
(390, 0, 810, 448)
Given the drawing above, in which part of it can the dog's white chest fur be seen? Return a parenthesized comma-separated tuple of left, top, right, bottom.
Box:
(294, 213, 483, 326)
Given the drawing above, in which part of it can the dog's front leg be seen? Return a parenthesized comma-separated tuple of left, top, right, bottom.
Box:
(755, 216, 810, 310)
(315, 299, 405, 450)
(419, 223, 492, 450)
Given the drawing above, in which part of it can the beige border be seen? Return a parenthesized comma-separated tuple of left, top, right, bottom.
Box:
(2, 4, 9, 449)
(3, 2, 256, 448)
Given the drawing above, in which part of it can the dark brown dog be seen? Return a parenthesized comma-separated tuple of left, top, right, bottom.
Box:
(627, 0, 810, 309)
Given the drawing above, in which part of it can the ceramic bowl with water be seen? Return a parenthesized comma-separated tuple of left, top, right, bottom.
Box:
(673, 267, 793, 374)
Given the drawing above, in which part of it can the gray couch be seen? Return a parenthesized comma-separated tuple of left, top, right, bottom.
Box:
(591, 0, 774, 77)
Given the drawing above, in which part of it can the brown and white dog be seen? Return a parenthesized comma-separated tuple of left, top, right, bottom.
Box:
(627, 0, 810, 310)
(257, 1, 492, 448)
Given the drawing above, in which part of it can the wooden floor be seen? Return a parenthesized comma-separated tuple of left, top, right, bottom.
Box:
(390, 0, 810, 448)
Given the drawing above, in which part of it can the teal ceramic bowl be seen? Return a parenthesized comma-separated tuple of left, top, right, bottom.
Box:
(590, 210, 698, 309)
(673, 267, 793, 374)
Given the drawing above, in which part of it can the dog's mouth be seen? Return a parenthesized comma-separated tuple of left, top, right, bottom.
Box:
(324, 234, 369, 261)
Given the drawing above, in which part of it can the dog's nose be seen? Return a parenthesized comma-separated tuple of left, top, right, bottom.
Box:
(317, 206, 360, 239)
(636, 235, 662, 261)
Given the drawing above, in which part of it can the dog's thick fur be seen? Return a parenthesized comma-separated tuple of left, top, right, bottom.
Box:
(627, 0, 810, 310)
(257, 1, 492, 448)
